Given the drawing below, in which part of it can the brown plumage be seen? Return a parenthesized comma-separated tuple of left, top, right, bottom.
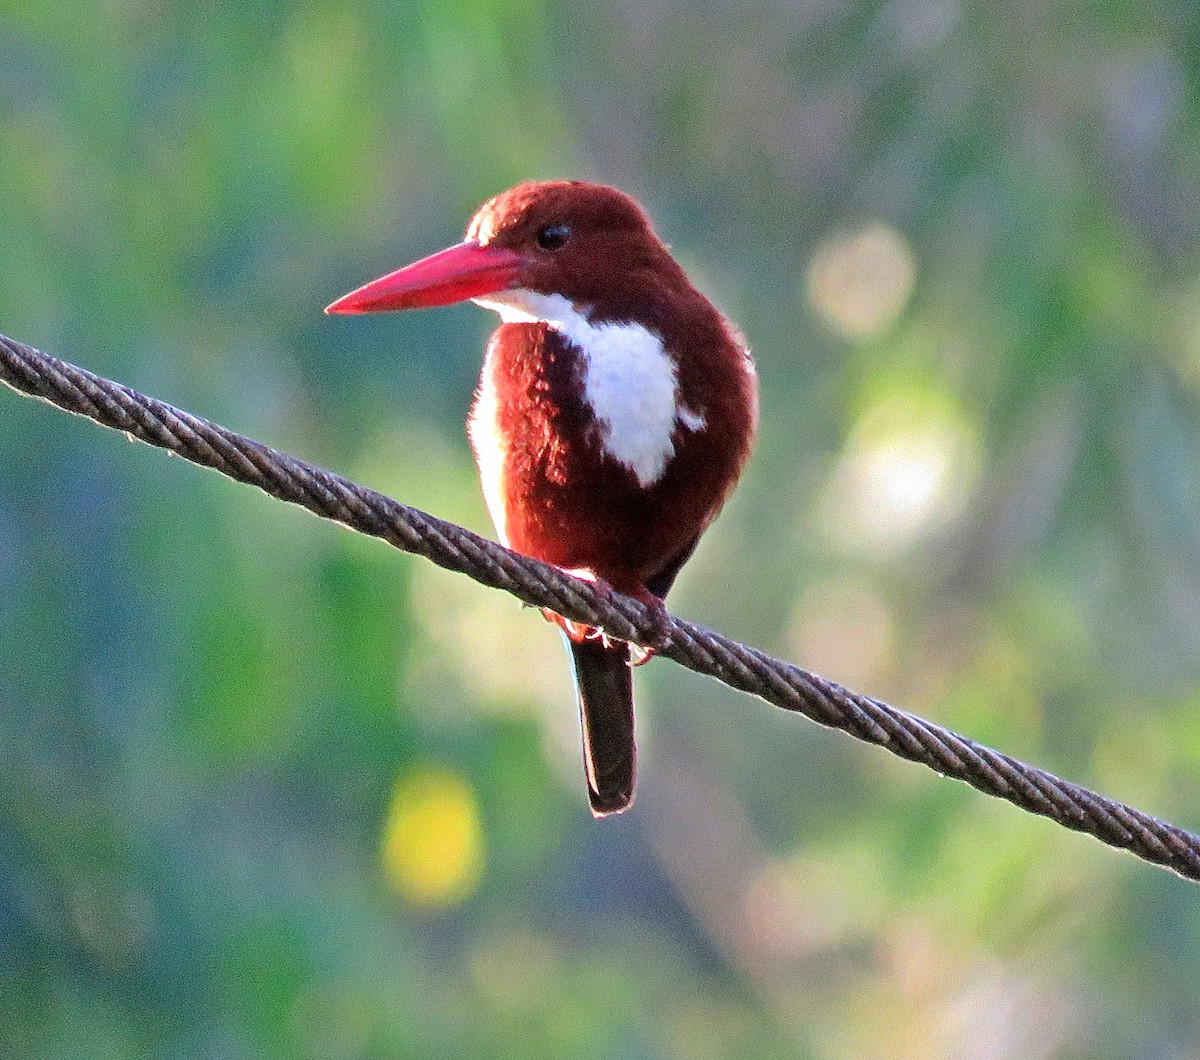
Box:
(328, 181, 757, 815)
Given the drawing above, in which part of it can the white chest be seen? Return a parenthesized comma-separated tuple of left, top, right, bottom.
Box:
(472, 289, 705, 486)
(468, 338, 510, 544)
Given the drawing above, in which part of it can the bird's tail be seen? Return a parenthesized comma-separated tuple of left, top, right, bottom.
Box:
(565, 635, 636, 816)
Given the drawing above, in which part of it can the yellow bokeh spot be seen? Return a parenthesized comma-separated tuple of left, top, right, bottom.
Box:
(381, 768, 485, 907)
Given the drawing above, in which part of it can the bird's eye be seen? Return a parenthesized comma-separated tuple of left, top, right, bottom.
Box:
(536, 223, 571, 251)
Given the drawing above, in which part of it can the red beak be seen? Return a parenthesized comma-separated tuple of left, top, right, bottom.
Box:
(324, 240, 522, 314)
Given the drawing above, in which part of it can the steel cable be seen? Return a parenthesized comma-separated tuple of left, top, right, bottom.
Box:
(2, 331, 1197, 880)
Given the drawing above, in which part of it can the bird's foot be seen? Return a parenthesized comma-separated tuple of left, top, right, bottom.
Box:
(542, 574, 617, 644)
(545, 610, 601, 643)
(627, 590, 670, 666)
(542, 577, 669, 663)
(628, 643, 655, 666)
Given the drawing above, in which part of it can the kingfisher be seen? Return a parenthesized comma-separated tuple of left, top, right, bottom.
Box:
(327, 181, 758, 816)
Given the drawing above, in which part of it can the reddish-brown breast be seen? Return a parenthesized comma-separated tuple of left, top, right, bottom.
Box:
(468, 255, 757, 597)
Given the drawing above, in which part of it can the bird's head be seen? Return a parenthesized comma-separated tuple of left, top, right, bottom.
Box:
(325, 181, 685, 319)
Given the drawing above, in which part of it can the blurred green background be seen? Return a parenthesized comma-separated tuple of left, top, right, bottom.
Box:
(2, 1, 1200, 1056)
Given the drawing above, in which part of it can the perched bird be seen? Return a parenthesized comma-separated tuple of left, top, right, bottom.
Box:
(326, 181, 757, 816)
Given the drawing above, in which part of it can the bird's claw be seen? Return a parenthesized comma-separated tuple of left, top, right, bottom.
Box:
(628, 593, 670, 666)
(543, 576, 617, 643)
(542, 577, 668, 663)
(545, 610, 601, 643)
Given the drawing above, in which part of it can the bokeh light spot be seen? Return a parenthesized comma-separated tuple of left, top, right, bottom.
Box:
(821, 385, 979, 555)
(381, 767, 484, 907)
(788, 575, 895, 691)
(807, 224, 916, 339)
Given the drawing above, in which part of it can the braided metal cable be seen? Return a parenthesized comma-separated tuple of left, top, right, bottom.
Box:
(2, 331, 1198, 880)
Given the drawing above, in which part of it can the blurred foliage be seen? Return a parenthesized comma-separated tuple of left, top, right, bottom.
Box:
(3, 0, 1200, 1056)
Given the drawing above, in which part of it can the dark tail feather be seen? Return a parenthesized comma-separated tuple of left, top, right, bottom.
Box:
(565, 635, 636, 816)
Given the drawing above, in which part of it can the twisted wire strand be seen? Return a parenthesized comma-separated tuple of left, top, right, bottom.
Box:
(2, 331, 1198, 881)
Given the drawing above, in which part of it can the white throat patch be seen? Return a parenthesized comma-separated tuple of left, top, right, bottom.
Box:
(473, 289, 704, 486)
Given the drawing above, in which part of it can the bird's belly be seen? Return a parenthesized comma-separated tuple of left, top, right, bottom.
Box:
(472, 403, 718, 591)
(507, 470, 686, 591)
